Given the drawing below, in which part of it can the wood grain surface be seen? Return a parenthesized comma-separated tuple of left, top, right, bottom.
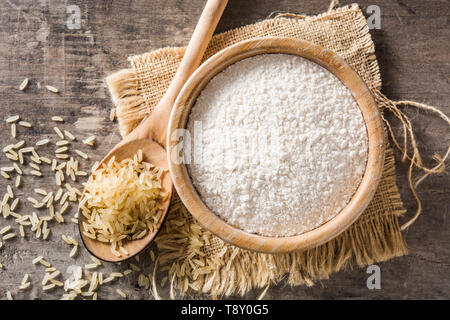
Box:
(0, 0, 448, 300)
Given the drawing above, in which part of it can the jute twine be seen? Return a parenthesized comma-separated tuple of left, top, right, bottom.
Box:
(105, 2, 449, 298)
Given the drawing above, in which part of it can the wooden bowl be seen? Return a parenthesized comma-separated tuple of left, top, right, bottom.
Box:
(167, 37, 384, 253)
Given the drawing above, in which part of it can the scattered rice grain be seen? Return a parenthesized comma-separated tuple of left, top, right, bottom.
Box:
(109, 108, 116, 121)
(64, 130, 75, 141)
(43, 283, 56, 290)
(5, 153, 18, 162)
(69, 245, 78, 258)
(40, 156, 52, 164)
(34, 188, 47, 196)
(2, 233, 16, 240)
(56, 140, 69, 146)
(6, 115, 19, 123)
(19, 78, 29, 91)
(123, 269, 132, 276)
(53, 127, 64, 139)
(30, 163, 41, 171)
(1, 171, 11, 179)
(116, 289, 127, 299)
(21, 273, 30, 285)
(11, 123, 16, 138)
(32, 256, 43, 264)
(74, 149, 88, 159)
(52, 116, 64, 122)
(82, 136, 95, 146)
(0, 226, 11, 235)
(43, 229, 51, 240)
(19, 121, 32, 128)
(30, 170, 42, 177)
(10, 198, 19, 211)
(13, 163, 22, 175)
(39, 259, 51, 267)
(14, 140, 25, 149)
(45, 85, 59, 93)
(7, 185, 14, 198)
(36, 138, 50, 146)
(55, 146, 68, 154)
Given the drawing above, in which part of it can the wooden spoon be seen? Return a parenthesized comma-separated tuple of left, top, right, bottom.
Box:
(78, 0, 228, 262)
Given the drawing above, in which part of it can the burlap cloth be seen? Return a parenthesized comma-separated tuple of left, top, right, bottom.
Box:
(106, 3, 411, 297)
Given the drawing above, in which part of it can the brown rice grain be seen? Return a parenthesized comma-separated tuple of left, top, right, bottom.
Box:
(74, 149, 88, 159)
(0, 226, 11, 235)
(36, 138, 50, 146)
(19, 78, 29, 91)
(10, 198, 19, 211)
(56, 140, 69, 146)
(43, 283, 56, 291)
(109, 108, 116, 121)
(39, 259, 51, 267)
(30, 163, 41, 171)
(43, 229, 51, 240)
(18, 121, 32, 128)
(56, 154, 69, 159)
(53, 127, 64, 139)
(55, 146, 68, 154)
(116, 289, 127, 299)
(30, 170, 42, 177)
(19, 282, 31, 290)
(123, 269, 132, 276)
(19, 225, 25, 238)
(82, 136, 95, 146)
(64, 130, 75, 140)
(1, 171, 10, 179)
(5, 153, 18, 161)
(7, 185, 14, 198)
(11, 123, 16, 138)
(52, 116, 64, 122)
(69, 245, 78, 258)
(45, 85, 59, 93)
(6, 115, 19, 123)
(40, 156, 52, 164)
(13, 163, 22, 175)
(2, 233, 16, 240)
(14, 140, 25, 149)
(59, 202, 69, 214)
(21, 273, 30, 285)
(34, 188, 47, 196)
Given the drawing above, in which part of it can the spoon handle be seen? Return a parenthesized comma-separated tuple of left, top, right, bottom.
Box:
(141, 0, 228, 146)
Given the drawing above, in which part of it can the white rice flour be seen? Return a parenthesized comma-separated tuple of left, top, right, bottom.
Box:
(187, 54, 368, 237)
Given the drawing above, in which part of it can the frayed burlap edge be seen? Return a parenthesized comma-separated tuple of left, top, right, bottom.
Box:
(105, 3, 413, 298)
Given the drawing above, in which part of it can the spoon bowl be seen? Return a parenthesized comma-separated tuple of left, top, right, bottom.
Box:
(79, 138, 173, 262)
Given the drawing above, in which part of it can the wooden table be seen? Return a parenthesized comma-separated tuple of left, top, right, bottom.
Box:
(0, 0, 448, 300)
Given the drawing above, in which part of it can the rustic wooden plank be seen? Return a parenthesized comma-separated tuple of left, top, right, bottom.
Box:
(0, 0, 448, 300)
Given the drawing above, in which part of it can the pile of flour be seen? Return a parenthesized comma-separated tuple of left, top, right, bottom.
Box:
(187, 54, 368, 237)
